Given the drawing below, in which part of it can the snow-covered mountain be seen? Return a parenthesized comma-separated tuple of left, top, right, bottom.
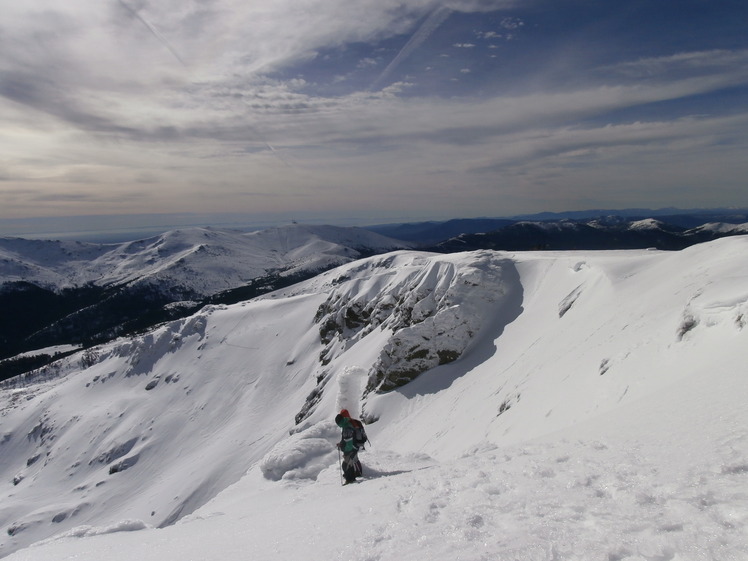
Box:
(0, 225, 410, 363)
(365, 209, 748, 244)
(689, 222, 748, 235)
(0, 224, 409, 295)
(431, 217, 748, 252)
(2, 237, 748, 560)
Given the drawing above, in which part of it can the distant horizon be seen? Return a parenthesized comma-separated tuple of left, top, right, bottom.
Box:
(1, 206, 747, 243)
(0, 210, 445, 243)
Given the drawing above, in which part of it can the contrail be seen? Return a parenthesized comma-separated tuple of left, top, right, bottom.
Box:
(265, 142, 294, 168)
(117, 0, 187, 66)
(369, 6, 452, 91)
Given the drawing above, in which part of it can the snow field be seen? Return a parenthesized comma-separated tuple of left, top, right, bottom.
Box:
(2, 237, 748, 560)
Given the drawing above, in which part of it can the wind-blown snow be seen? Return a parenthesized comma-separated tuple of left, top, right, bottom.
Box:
(2, 237, 748, 560)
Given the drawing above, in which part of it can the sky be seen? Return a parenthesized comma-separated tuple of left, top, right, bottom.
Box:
(1, 0, 747, 230)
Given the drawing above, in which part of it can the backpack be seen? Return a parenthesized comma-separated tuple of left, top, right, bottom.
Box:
(340, 409, 368, 448)
(350, 419, 368, 448)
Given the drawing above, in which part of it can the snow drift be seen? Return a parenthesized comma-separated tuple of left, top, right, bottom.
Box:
(1, 237, 748, 560)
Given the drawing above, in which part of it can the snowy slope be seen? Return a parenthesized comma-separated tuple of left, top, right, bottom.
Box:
(689, 222, 748, 235)
(2, 237, 748, 560)
(0, 224, 409, 296)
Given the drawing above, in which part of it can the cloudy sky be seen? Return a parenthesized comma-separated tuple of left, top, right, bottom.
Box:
(1, 0, 747, 227)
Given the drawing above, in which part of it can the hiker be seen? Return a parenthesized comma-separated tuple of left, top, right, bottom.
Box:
(335, 409, 367, 484)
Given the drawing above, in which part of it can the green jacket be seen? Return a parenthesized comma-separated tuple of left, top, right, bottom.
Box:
(337, 417, 358, 453)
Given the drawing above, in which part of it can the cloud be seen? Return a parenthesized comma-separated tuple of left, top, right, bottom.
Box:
(357, 57, 380, 69)
(5, 44, 748, 170)
(1, 1, 746, 219)
(0, 70, 142, 138)
(500, 16, 524, 29)
(0, 1, 515, 132)
(31, 192, 107, 203)
(444, 0, 517, 11)
(470, 114, 748, 173)
(604, 49, 748, 81)
(315, 65, 748, 151)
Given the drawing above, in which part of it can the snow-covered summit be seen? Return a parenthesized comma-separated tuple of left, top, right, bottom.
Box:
(2, 237, 748, 560)
(627, 217, 665, 230)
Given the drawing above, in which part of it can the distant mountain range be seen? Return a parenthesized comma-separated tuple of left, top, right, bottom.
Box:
(2, 210, 748, 378)
(429, 218, 748, 252)
(364, 208, 748, 245)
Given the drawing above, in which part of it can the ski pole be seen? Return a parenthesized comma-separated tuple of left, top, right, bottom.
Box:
(338, 447, 344, 486)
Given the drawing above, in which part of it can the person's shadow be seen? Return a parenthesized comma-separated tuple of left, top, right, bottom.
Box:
(362, 465, 436, 479)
